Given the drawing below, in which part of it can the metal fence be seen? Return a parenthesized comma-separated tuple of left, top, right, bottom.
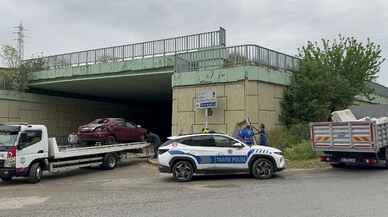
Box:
(30, 27, 226, 69)
(175, 44, 300, 73)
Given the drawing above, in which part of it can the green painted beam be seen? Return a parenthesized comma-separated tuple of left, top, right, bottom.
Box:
(172, 65, 291, 87)
(30, 69, 173, 86)
(31, 56, 175, 82)
(0, 89, 122, 104)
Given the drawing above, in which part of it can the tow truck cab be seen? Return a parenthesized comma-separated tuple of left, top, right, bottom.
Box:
(0, 124, 48, 180)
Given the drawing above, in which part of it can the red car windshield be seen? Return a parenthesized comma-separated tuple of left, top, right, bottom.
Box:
(90, 119, 106, 124)
(89, 118, 124, 125)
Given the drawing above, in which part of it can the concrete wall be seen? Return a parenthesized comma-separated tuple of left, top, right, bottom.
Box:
(172, 80, 285, 136)
(0, 90, 133, 143)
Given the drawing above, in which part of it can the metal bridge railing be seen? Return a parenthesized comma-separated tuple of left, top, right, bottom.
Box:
(31, 27, 226, 69)
(175, 44, 300, 73)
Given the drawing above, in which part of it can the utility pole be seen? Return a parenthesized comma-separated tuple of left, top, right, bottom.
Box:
(14, 21, 25, 65)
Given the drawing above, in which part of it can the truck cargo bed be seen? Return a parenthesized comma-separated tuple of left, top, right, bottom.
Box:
(49, 138, 150, 159)
(311, 121, 381, 153)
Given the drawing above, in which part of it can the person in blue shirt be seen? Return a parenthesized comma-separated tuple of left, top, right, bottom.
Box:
(238, 124, 269, 146)
(239, 125, 256, 145)
(259, 123, 269, 146)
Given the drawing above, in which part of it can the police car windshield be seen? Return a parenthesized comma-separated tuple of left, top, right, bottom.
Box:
(0, 131, 18, 147)
(160, 139, 175, 147)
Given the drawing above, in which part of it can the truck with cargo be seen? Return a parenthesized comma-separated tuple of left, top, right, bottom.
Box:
(311, 121, 388, 167)
(0, 124, 151, 183)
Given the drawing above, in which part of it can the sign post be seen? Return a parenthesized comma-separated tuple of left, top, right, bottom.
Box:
(196, 89, 217, 130)
(205, 108, 209, 129)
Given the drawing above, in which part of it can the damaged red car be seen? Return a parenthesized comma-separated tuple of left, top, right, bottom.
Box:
(77, 118, 147, 145)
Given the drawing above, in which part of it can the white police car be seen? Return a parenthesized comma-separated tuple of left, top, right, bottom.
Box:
(158, 133, 286, 182)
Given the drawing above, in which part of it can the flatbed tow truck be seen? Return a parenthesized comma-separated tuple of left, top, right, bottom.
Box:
(0, 124, 151, 183)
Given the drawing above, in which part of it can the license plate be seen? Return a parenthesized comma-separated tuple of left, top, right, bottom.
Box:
(341, 158, 356, 163)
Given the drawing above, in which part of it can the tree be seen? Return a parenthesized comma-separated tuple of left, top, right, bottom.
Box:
(0, 45, 46, 91)
(0, 45, 18, 89)
(280, 35, 385, 127)
(0, 45, 18, 68)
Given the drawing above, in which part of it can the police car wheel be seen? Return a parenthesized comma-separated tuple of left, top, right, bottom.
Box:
(172, 161, 193, 182)
(252, 158, 274, 179)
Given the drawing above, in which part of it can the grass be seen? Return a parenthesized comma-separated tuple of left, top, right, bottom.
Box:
(268, 125, 328, 169)
(283, 140, 316, 161)
(287, 158, 329, 169)
(282, 141, 326, 169)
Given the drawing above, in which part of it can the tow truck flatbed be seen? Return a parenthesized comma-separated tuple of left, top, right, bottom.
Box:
(51, 139, 150, 159)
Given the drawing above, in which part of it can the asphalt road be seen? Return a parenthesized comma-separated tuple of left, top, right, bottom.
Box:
(1, 160, 388, 217)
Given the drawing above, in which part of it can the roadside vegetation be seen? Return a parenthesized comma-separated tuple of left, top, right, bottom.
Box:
(268, 125, 322, 169)
(0, 45, 46, 91)
(276, 35, 385, 168)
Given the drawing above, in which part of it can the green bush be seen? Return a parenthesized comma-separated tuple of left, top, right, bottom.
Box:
(268, 123, 309, 149)
(268, 124, 316, 161)
(283, 140, 316, 160)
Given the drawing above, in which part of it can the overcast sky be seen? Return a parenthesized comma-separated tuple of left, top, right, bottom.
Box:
(1, 0, 387, 85)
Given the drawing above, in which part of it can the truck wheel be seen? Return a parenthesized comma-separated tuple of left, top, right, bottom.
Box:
(102, 154, 117, 170)
(251, 158, 274, 179)
(172, 160, 194, 182)
(28, 162, 42, 184)
(384, 148, 388, 169)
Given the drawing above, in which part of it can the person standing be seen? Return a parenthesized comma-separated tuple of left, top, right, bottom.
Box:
(146, 130, 161, 159)
(259, 123, 269, 146)
(67, 131, 78, 146)
(238, 125, 256, 146)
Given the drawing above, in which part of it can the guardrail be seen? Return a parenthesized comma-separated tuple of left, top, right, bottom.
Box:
(31, 27, 226, 69)
(175, 44, 299, 73)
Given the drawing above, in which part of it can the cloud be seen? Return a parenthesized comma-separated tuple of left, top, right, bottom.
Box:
(0, 0, 387, 84)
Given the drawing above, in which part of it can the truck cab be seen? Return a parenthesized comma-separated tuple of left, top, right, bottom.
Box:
(0, 124, 48, 182)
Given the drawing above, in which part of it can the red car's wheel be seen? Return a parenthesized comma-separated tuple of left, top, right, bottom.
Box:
(105, 136, 116, 145)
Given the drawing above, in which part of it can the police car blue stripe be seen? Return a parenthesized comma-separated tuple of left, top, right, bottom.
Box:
(195, 155, 248, 164)
(169, 149, 271, 164)
(169, 151, 248, 164)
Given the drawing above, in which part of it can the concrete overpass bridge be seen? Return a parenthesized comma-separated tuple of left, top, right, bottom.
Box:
(28, 28, 227, 102)
(27, 27, 299, 102)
